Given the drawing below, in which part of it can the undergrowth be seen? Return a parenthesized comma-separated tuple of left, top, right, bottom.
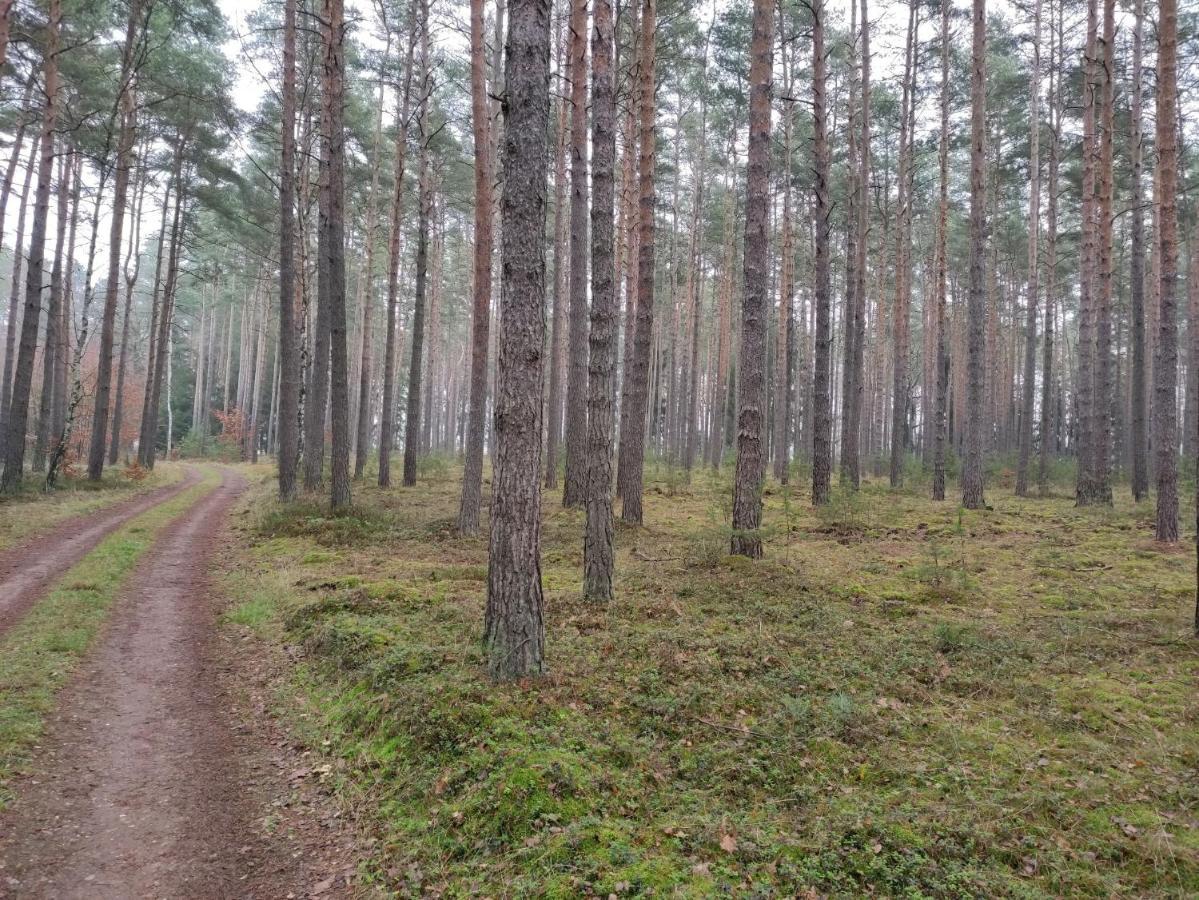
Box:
(226, 463, 1199, 898)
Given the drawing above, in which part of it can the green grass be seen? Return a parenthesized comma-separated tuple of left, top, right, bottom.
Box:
(225, 461, 1199, 897)
(0, 467, 220, 807)
(0, 461, 185, 552)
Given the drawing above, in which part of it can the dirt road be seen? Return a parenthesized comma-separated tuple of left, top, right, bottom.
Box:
(0, 467, 201, 635)
(0, 467, 363, 899)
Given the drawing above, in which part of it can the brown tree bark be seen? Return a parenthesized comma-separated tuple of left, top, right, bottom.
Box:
(729, 0, 773, 558)
(1075, 0, 1098, 504)
(458, 0, 495, 533)
(562, 0, 589, 508)
(583, 0, 616, 602)
(616, 0, 655, 524)
(960, 0, 987, 510)
(810, 0, 833, 507)
(1153, 0, 1179, 542)
(0, 129, 40, 459)
(485, 0, 551, 680)
(1090, 0, 1115, 505)
(322, 0, 351, 509)
(277, 0, 301, 500)
(1, 0, 58, 492)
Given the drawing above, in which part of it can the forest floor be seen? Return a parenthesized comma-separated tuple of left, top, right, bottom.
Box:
(223, 457, 1198, 898)
(0, 464, 367, 898)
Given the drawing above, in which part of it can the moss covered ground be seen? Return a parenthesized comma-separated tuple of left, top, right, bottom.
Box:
(224, 457, 1198, 898)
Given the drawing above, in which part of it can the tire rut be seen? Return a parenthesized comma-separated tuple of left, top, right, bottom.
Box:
(0, 467, 202, 636)
(0, 467, 297, 899)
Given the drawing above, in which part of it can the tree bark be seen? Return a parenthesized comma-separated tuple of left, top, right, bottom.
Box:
(277, 0, 301, 499)
(810, 0, 833, 507)
(616, 0, 655, 524)
(562, 0, 590, 507)
(87, 0, 148, 482)
(378, 8, 417, 488)
(889, 0, 917, 488)
(961, 0, 987, 510)
(730, 0, 772, 558)
(1, 0, 58, 492)
(583, 0, 616, 602)
(458, 0, 495, 534)
(33, 152, 70, 474)
(403, 3, 432, 489)
(545, 16, 569, 489)
(1153, 0, 1179, 542)
(321, 0, 351, 509)
(1089, 0, 1115, 504)
(1128, 0, 1147, 501)
(485, 0, 551, 681)
(1015, 0, 1042, 496)
(1075, 0, 1098, 504)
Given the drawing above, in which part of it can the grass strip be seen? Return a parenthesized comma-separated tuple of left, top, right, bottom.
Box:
(0, 466, 220, 807)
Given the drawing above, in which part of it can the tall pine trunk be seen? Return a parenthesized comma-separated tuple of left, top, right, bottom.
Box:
(458, 0, 494, 534)
(485, 0, 551, 680)
(1, 0, 58, 493)
(616, 0, 655, 524)
(1015, 0, 1042, 496)
(1153, 0, 1179, 542)
(583, 0, 616, 602)
(961, 0, 987, 509)
(810, 0, 833, 507)
(562, 0, 590, 507)
(729, 0, 772, 558)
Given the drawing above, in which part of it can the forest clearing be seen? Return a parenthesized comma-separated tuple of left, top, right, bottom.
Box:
(0, 0, 1196, 895)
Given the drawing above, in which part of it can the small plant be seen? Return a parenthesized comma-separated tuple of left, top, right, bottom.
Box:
(122, 461, 150, 482)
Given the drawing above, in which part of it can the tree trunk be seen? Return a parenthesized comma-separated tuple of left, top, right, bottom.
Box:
(1038, 2, 1060, 496)
(321, 0, 351, 509)
(277, 0, 301, 499)
(583, 0, 616, 602)
(485, 0, 551, 681)
(1015, 0, 1042, 496)
(33, 152, 70, 474)
(1128, 0, 1147, 501)
(1153, 0, 1179, 542)
(729, 0, 772, 558)
(458, 0, 494, 534)
(772, 15, 793, 486)
(545, 18, 569, 489)
(403, 4, 432, 489)
(0, 130, 40, 459)
(810, 0, 833, 507)
(889, 0, 917, 488)
(562, 0, 590, 507)
(1, 0, 58, 493)
(1090, 0, 1115, 504)
(378, 10, 417, 488)
(87, 0, 147, 482)
(961, 0, 987, 510)
(108, 162, 147, 465)
(1075, 0, 1098, 503)
(616, 0, 655, 524)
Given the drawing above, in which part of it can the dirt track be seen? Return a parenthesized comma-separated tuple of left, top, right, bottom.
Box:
(0, 467, 201, 636)
(0, 467, 365, 899)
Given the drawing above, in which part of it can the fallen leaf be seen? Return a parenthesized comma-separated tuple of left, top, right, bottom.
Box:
(719, 833, 738, 853)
